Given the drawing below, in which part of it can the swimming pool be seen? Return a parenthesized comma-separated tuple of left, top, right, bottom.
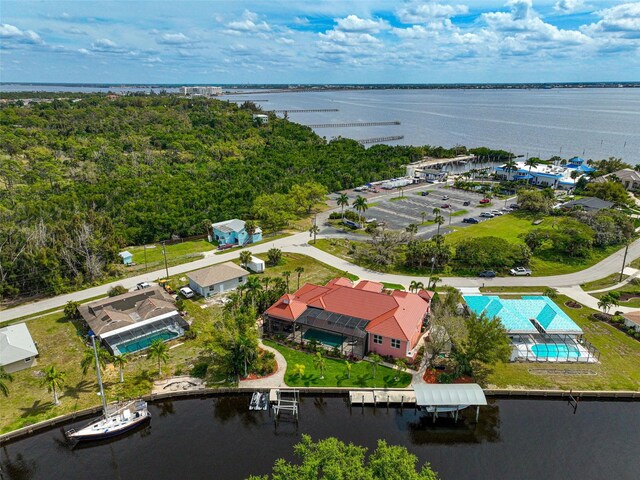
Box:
(303, 329, 343, 348)
(113, 329, 180, 355)
(531, 343, 581, 359)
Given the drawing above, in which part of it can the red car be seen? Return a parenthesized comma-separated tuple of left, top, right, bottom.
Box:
(479, 198, 491, 204)
(217, 243, 235, 251)
(441, 203, 451, 209)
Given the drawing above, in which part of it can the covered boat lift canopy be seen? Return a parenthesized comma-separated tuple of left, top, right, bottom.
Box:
(413, 384, 487, 422)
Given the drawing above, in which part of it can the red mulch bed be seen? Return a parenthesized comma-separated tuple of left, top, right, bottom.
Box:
(618, 293, 640, 302)
(565, 301, 582, 309)
(423, 368, 473, 384)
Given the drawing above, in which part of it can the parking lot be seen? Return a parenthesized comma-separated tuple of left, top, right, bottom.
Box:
(358, 185, 514, 235)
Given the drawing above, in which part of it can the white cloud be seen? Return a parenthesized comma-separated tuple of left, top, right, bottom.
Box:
(335, 15, 389, 33)
(225, 10, 270, 34)
(586, 2, 640, 35)
(158, 32, 192, 44)
(0, 23, 44, 44)
(396, 1, 468, 24)
(90, 38, 127, 53)
(276, 37, 295, 45)
(319, 30, 381, 47)
(554, 0, 585, 13)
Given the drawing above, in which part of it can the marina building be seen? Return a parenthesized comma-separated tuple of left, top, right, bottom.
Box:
(494, 161, 585, 189)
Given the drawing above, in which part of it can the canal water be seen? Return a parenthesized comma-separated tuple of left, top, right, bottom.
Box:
(1, 396, 638, 480)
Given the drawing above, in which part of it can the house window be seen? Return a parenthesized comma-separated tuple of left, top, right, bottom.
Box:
(238, 277, 244, 283)
(373, 334, 383, 345)
(24, 357, 31, 362)
(391, 339, 401, 349)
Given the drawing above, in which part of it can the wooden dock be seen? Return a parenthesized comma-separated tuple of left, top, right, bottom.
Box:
(348, 389, 416, 406)
(308, 121, 401, 128)
(358, 135, 404, 144)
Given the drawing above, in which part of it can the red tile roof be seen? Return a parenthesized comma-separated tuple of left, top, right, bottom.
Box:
(354, 280, 384, 293)
(264, 278, 431, 343)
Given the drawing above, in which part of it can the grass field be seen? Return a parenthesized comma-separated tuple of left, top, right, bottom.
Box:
(592, 278, 640, 308)
(128, 240, 214, 265)
(381, 282, 405, 290)
(487, 295, 640, 391)
(0, 301, 227, 434)
(263, 340, 412, 388)
(581, 273, 628, 292)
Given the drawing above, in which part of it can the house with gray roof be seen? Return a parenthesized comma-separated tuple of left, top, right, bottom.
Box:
(595, 168, 640, 191)
(212, 219, 262, 246)
(562, 197, 615, 212)
(187, 262, 250, 297)
(78, 287, 188, 355)
(0, 323, 39, 373)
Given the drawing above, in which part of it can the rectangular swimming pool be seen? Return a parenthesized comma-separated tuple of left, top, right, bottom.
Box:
(531, 343, 581, 359)
(303, 329, 343, 348)
(113, 329, 180, 355)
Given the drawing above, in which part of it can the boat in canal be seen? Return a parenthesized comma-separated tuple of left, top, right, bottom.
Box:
(65, 336, 150, 442)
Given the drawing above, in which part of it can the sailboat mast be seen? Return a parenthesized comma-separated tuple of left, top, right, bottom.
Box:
(91, 335, 108, 416)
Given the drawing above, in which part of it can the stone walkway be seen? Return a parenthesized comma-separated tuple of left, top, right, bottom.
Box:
(238, 340, 288, 389)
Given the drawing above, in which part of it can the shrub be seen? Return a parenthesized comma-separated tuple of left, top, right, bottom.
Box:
(107, 285, 128, 297)
(183, 329, 197, 340)
(437, 372, 456, 384)
(190, 361, 209, 378)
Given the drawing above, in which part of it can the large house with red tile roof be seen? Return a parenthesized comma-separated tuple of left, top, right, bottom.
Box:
(264, 277, 432, 361)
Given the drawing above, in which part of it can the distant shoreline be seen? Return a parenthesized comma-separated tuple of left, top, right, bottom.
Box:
(1, 81, 640, 92)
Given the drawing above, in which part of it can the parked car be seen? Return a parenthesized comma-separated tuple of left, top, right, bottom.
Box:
(509, 203, 519, 209)
(462, 217, 480, 224)
(480, 212, 495, 218)
(463, 200, 471, 206)
(478, 270, 496, 278)
(421, 191, 430, 196)
(136, 282, 151, 290)
(217, 243, 234, 251)
(501, 207, 512, 212)
(441, 203, 451, 209)
(490, 209, 503, 216)
(510, 267, 532, 276)
(442, 195, 449, 200)
(179, 286, 195, 298)
(479, 198, 491, 204)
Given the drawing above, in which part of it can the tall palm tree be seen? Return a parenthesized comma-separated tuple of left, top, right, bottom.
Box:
(503, 159, 518, 177)
(41, 365, 65, 405)
(313, 352, 326, 379)
(409, 280, 424, 293)
(260, 276, 271, 292)
(309, 224, 320, 244)
(525, 157, 539, 180)
(429, 276, 442, 290)
(420, 211, 427, 225)
(282, 270, 291, 293)
(244, 220, 257, 244)
(237, 335, 257, 378)
(294, 266, 305, 290)
(394, 358, 408, 381)
(244, 275, 262, 310)
(406, 223, 418, 238)
(432, 207, 444, 236)
(239, 250, 252, 268)
(0, 366, 14, 397)
(147, 339, 169, 376)
(344, 361, 352, 379)
(80, 343, 111, 375)
(112, 354, 128, 383)
(353, 195, 368, 228)
(337, 193, 349, 221)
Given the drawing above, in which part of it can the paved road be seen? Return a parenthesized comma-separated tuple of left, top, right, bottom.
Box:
(3, 226, 640, 323)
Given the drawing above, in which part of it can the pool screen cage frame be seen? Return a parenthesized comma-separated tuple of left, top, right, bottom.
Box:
(511, 333, 600, 363)
(293, 309, 368, 359)
(100, 314, 190, 355)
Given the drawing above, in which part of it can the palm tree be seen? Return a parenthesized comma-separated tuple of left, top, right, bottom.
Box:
(353, 195, 368, 228)
(369, 353, 382, 379)
(245, 275, 262, 310)
(525, 157, 539, 180)
(337, 193, 349, 221)
(41, 365, 65, 405)
(0, 366, 14, 397)
(313, 352, 326, 379)
(238, 335, 257, 378)
(394, 358, 408, 381)
(244, 220, 257, 243)
(503, 159, 518, 178)
(80, 343, 111, 375)
(292, 363, 305, 379)
(409, 280, 424, 293)
(420, 211, 427, 225)
(260, 276, 271, 292)
(432, 207, 444, 236)
(344, 361, 352, 379)
(282, 270, 291, 293)
(239, 250, 252, 268)
(147, 339, 169, 376)
(597, 297, 612, 314)
(294, 266, 305, 290)
(112, 354, 128, 383)
(429, 276, 442, 290)
(406, 223, 418, 238)
(309, 224, 320, 244)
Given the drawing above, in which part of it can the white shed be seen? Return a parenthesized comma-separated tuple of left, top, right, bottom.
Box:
(0, 323, 39, 373)
(247, 256, 265, 273)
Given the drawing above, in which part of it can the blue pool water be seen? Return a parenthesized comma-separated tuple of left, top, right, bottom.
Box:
(303, 329, 343, 348)
(531, 343, 581, 359)
(114, 330, 179, 354)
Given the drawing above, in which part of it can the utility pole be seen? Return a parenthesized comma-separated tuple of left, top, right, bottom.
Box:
(620, 241, 630, 283)
(162, 241, 169, 280)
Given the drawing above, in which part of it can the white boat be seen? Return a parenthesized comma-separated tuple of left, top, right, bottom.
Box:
(66, 336, 151, 442)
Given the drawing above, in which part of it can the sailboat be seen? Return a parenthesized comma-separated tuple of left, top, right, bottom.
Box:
(66, 336, 151, 441)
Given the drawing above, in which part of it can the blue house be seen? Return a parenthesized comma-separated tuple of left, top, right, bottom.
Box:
(119, 251, 133, 265)
(566, 157, 595, 174)
(212, 219, 262, 246)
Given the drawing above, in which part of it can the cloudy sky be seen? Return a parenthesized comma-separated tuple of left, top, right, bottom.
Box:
(1, 0, 639, 83)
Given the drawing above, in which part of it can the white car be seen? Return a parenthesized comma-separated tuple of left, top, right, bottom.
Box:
(510, 267, 532, 276)
(179, 286, 195, 298)
(136, 282, 151, 290)
(490, 210, 503, 216)
(480, 212, 494, 218)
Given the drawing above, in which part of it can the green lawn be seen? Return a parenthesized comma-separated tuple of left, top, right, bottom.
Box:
(445, 213, 543, 244)
(128, 239, 214, 265)
(581, 273, 628, 292)
(0, 301, 228, 434)
(450, 209, 468, 217)
(381, 282, 405, 290)
(592, 279, 640, 308)
(487, 295, 640, 391)
(264, 340, 412, 388)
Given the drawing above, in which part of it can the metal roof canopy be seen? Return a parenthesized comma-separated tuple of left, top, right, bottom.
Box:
(413, 384, 487, 407)
(296, 309, 368, 339)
